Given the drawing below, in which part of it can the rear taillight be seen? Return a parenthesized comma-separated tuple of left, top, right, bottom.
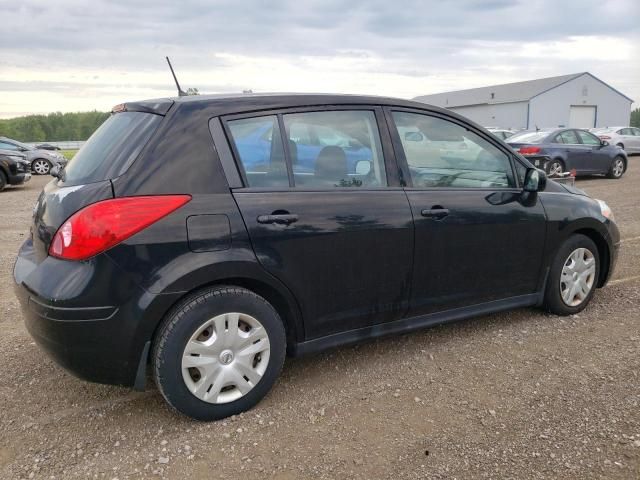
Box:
(49, 195, 191, 260)
(598, 135, 611, 140)
(518, 146, 541, 155)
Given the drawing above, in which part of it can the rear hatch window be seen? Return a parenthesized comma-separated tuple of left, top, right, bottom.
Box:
(61, 111, 162, 186)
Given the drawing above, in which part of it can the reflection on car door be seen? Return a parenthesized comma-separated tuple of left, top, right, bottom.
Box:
(221, 107, 415, 340)
(387, 107, 547, 316)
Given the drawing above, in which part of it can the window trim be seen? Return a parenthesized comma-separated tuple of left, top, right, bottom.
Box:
(219, 105, 402, 191)
(383, 106, 521, 191)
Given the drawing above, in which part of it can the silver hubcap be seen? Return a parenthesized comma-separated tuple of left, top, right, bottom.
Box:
(33, 160, 50, 175)
(549, 162, 563, 176)
(613, 159, 624, 177)
(181, 312, 270, 404)
(560, 248, 596, 307)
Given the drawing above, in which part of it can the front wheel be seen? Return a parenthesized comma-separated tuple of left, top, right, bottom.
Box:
(607, 156, 625, 179)
(152, 286, 286, 421)
(32, 159, 51, 175)
(544, 234, 599, 315)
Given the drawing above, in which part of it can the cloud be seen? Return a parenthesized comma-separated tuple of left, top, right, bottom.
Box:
(0, 0, 638, 117)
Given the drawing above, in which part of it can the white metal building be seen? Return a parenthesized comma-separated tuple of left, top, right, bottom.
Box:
(413, 72, 633, 130)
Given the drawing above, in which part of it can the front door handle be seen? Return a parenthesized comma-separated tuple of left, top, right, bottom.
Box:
(421, 208, 449, 219)
(257, 213, 299, 225)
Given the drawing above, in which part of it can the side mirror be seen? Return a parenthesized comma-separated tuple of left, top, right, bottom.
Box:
(600, 140, 609, 147)
(355, 160, 371, 175)
(523, 168, 546, 192)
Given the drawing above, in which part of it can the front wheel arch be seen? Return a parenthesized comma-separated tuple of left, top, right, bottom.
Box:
(572, 228, 610, 287)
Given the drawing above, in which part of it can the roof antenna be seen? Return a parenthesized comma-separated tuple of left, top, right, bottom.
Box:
(166, 56, 187, 97)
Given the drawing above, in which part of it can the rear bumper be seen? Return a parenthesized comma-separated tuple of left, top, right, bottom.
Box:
(13, 238, 181, 387)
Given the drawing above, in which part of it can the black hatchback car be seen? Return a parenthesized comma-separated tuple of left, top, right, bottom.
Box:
(506, 128, 627, 179)
(14, 94, 620, 420)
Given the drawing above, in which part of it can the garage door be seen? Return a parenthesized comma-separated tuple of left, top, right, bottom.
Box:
(569, 106, 596, 128)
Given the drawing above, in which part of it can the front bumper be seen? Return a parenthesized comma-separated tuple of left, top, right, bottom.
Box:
(13, 238, 180, 387)
(8, 171, 31, 185)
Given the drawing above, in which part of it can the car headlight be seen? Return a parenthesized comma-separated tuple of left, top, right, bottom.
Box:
(596, 199, 614, 221)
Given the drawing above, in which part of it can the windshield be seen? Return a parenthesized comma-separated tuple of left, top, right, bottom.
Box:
(62, 112, 162, 186)
(507, 131, 550, 144)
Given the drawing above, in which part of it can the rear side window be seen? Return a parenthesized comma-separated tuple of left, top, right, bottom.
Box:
(283, 110, 386, 188)
(62, 112, 162, 186)
(227, 116, 288, 188)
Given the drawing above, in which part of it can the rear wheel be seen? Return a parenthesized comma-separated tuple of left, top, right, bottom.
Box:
(607, 156, 625, 179)
(544, 234, 599, 315)
(152, 286, 286, 421)
(32, 159, 51, 175)
(546, 159, 564, 177)
(0, 170, 7, 191)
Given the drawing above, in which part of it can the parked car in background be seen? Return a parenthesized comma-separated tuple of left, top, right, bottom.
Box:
(487, 128, 516, 140)
(0, 149, 31, 191)
(0, 137, 67, 175)
(14, 93, 620, 421)
(506, 128, 627, 179)
(590, 127, 640, 154)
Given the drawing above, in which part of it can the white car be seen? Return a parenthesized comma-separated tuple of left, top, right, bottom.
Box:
(590, 127, 640, 154)
(487, 128, 516, 141)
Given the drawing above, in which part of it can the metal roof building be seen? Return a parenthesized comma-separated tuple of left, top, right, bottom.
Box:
(414, 72, 633, 130)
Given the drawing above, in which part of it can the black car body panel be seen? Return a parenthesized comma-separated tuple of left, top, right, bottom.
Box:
(13, 93, 620, 388)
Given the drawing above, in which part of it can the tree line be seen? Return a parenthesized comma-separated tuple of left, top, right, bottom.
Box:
(631, 108, 640, 128)
(0, 111, 110, 142)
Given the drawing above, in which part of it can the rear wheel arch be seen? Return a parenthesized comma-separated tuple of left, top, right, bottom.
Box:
(149, 276, 302, 355)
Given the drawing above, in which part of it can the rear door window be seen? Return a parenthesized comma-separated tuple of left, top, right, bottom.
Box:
(555, 131, 579, 144)
(283, 110, 387, 188)
(62, 112, 162, 186)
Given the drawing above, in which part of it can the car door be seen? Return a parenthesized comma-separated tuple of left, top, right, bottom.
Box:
(576, 129, 610, 173)
(552, 130, 591, 172)
(219, 107, 414, 340)
(385, 107, 547, 316)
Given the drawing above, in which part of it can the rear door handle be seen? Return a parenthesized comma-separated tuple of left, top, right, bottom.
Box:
(257, 213, 299, 225)
(421, 208, 449, 219)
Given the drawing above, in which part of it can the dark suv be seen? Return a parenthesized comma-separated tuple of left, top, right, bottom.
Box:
(0, 149, 31, 190)
(14, 94, 619, 420)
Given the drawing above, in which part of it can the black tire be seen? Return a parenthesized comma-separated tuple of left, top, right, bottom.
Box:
(0, 170, 6, 191)
(606, 156, 625, 179)
(544, 234, 599, 316)
(152, 285, 286, 421)
(546, 159, 564, 177)
(31, 158, 51, 175)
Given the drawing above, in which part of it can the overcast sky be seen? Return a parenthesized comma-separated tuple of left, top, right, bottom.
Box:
(1, 0, 638, 118)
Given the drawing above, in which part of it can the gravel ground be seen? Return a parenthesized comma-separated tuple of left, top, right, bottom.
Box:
(1, 164, 639, 480)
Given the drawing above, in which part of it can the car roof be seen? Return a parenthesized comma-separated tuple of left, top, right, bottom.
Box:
(120, 92, 454, 117)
